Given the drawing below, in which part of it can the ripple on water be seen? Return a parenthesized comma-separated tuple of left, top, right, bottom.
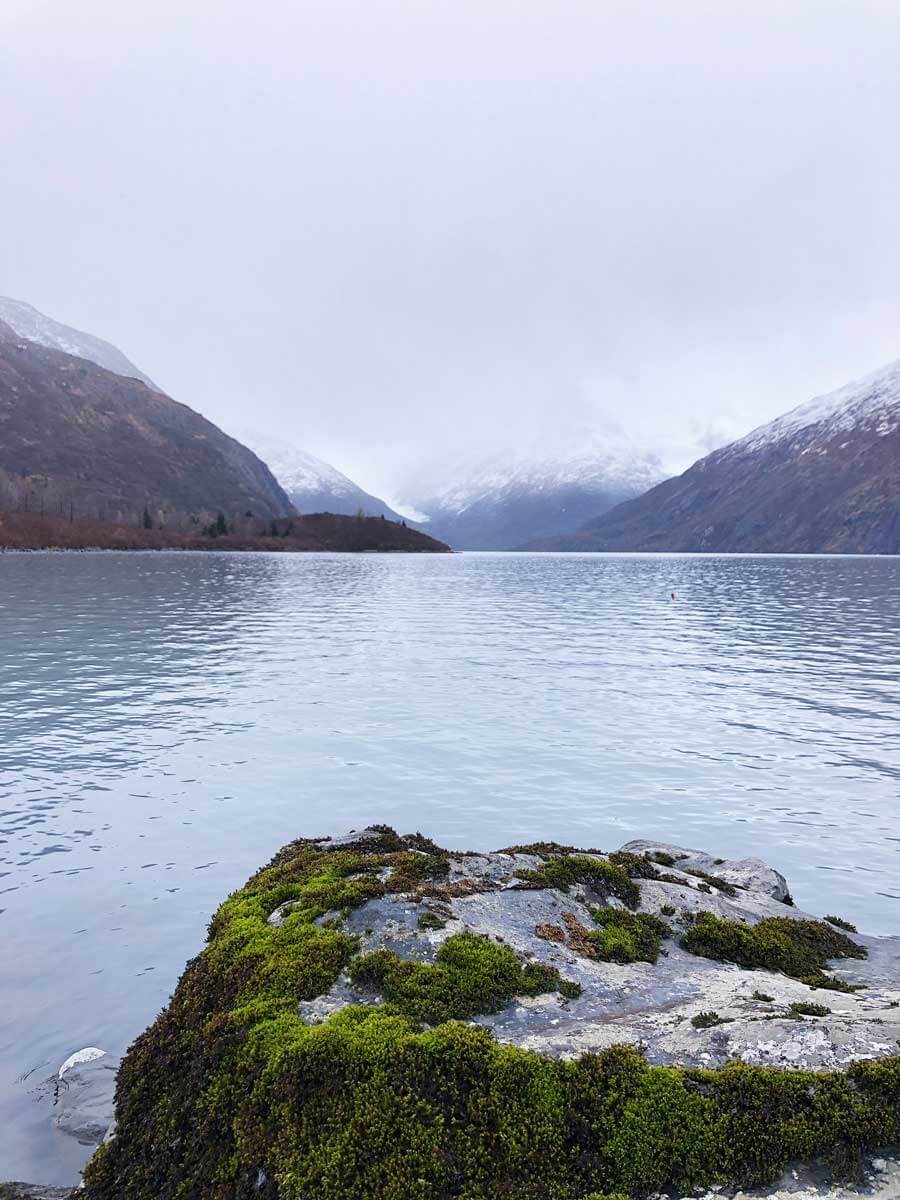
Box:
(0, 551, 899, 1183)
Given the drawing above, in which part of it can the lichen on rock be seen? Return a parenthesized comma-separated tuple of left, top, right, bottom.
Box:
(79, 827, 900, 1200)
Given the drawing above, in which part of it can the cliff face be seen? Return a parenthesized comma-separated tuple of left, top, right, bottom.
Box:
(0, 322, 293, 526)
(527, 359, 900, 554)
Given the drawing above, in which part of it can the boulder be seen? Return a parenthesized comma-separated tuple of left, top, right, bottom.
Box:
(54, 1048, 119, 1146)
(76, 827, 900, 1200)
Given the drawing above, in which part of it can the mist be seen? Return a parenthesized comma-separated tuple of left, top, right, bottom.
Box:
(2, 0, 898, 499)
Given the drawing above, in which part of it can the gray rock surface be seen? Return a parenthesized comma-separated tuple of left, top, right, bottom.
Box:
(619, 838, 793, 901)
(0, 1187, 75, 1199)
(53, 1050, 120, 1146)
(305, 838, 900, 1071)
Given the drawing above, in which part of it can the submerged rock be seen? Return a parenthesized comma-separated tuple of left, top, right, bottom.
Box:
(54, 1048, 120, 1146)
(78, 826, 900, 1200)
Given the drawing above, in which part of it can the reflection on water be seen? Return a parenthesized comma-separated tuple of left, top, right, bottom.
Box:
(1, 550, 900, 1181)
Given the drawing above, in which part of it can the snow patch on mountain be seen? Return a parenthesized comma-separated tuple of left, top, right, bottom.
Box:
(0, 296, 157, 389)
(724, 357, 900, 458)
(239, 431, 362, 498)
(405, 445, 664, 517)
(236, 430, 407, 521)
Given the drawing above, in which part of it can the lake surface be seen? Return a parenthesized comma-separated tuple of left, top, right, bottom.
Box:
(2, 550, 900, 1182)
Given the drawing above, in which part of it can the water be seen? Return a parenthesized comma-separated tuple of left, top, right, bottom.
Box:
(2, 550, 899, 1183)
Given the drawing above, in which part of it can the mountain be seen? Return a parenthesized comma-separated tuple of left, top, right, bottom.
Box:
(527, 358, 900, 554)
(399, 448, 664, 550)
(0, 320, 292, 526)
(0, 296, 157, 389)
(237, 431, 408, 521)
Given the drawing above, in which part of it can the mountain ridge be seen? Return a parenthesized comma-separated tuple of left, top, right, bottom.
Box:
(0, 296, 157, 389)
(0, 320, 293, 526)
(400, 446, 663, 549)
(525, 358, 900, 554)
(237, 431, 408, 522)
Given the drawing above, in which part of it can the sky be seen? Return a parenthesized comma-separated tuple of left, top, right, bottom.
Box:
(2, 0, 899, 502)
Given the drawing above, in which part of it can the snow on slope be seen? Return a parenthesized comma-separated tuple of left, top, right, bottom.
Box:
(406, 444, 664, 517)
(0, 297, 157, 389)
(240, 431, 362, 499)
(237, 430, 406, 520)
(725, 357, 900, 458)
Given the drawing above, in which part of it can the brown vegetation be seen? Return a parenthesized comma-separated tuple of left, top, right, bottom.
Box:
(0, 511, 451, 553)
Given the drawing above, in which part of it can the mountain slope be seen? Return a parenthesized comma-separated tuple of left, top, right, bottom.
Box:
(0, 296, 157, 389)
(0, 321, 292, 525)
(237, 431, 408, 521)
(401, 449, 663, 550)
(528, 359, 900, 554)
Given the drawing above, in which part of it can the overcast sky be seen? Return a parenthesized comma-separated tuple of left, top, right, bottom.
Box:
(2, 0, 898, 499)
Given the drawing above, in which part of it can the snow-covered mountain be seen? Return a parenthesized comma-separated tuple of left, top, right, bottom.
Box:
(399, 446, 664, 550)
(237, 431, 407, 521)
(529, 357, 900, 554)
(724, 357, 900, 458)
(0, 296, 157, 389)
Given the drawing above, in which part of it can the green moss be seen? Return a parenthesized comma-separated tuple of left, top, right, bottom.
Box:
(797, 973, 863, 994)
(691, 1011, 729, 1029)
(586, 907, 671, 964)
(416, 910, 447, 931)
(660, 904, 676, 916)
(558, 979, 583, 1000)
(789, 1001, 831, 1018)
(751, 990, 774, 1002)
(349, 932, 563, 1023)
(387, 850, 450, 893)
(498, 840, 606, 856)
(606, 850, 661, 880)
(681, 912, 867, 988)
(80, 829, 900, 1200)
(684, 869, 738, 897)
(648, 850, 678, 867)
(825, 914, 858, 933)
(515, 855, 640, 909)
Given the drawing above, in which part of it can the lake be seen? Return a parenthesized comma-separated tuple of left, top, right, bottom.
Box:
(2, 550, 900, 1183)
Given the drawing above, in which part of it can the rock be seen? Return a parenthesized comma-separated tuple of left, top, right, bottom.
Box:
(0, 1187, 75, 1199)
(58, 1047, 106, 1077)
(619, 839, 792, 902)
(76, 828, 900, 1200)
(53, 1048, 119, 1146)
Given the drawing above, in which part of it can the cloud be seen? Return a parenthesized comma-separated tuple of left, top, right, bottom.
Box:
(1, 0, 898, 496)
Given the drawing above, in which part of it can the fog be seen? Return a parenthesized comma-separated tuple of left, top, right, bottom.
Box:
(2, 0, 898, 499)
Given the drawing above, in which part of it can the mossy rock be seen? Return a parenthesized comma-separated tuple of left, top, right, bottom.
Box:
(79, 828, 900, 1200)
(515, 854, 640, 909)
(680, 911, 867, 988)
